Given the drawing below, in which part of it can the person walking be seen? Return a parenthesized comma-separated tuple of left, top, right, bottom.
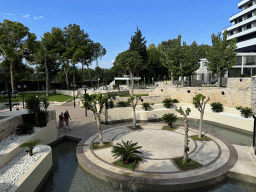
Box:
(58, 112, 64, 131)
(64, 110, 71, 131)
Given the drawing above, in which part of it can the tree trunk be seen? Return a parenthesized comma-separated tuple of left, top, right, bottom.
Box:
(217, 72, 221, 88)
(64, 66, 69, 90)
(130, 72, 136, 129)
(81, 62, 84, 87)
(96, 113, 104, 146)
(29, 147, 33, 156)
(181, 75, 184, 87)
(10, 59, 15, 92)
(189, 76, 192, 87)
(154, 69, 156, 80)
(183, 121, 189, 163)
(87, 64, 93, 88)
(198, 112, 204, 138)
(168, 69, 170, 79)
(171, 73, 174, 85)
(44, 55, 49, 97)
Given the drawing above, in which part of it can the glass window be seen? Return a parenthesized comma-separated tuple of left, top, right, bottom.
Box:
(245, 56, 256, 65)
(248, 13, 252, 19)
(243, 68, 255, 77)
(230, 31, 234, 35)
(247, 24, 252, 29)
(228, 68, 242, 77)
(238, 27, 242, 33)
(236, 56, 242, 65)
(248, 3, 253, 8)
(239, 18, 243, 22)
(235, 20, 238, 24)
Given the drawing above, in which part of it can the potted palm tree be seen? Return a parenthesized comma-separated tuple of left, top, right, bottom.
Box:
(162, 113, 178, 128)
(111, 140, 143, 165)
(19, 139, 43, 156)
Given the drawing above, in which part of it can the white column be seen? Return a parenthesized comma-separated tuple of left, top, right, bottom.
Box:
(242, 55, 244, 74)
(179, 76, 182, 81)
(197, 74, 201, 80)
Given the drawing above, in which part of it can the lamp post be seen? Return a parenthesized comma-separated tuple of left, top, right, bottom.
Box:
(144, 77, 145, 89)
(152, 77, 154, 86)
(70, 83, 77, 108)
(1, 85, 18, 111)
(18, 84, 27, 108)
(98, 78, 100, 89)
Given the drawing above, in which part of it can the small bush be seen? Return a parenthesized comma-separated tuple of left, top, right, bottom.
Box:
(239, 74, 248, 77)
(142, 102, 151, 111)
(240, 107, 253, 118)
(162, 113, 178, 127)
(109, 100, 114, 108)
(162, 98, 174, 108)
(172, 99, 179, 103)
(236, 106, 242, 110)
(118, 101, 130, 107)
(16, 123, 34, 136)
(210, 102, 224, 112)
(150, 103, 154, 105)
(37, 109, 49, 127)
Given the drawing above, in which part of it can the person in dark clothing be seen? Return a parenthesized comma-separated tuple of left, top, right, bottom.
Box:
(64, 110, 71, 131)
(59, 112, 65, 131)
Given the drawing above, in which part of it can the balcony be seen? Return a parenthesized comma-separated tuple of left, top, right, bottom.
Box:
(230, 4, 256, 22)
(227, 25, 256, 40)
(223, 15, 256, 33)
(238, 0, 252, 9)
(235, 38, 256, 49)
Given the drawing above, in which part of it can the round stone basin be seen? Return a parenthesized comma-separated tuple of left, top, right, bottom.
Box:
(112, 129, 196, 159)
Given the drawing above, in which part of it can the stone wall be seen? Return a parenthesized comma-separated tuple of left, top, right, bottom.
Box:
(251, 76, 256, 115)
(56, 90, 79, 97)
(227, 77, 251, 89)
(0, 110, 56, 142)
(0, 115, 23, 142)
(128, 89, 153, 95)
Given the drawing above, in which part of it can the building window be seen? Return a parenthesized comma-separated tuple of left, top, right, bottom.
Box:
(248, 3, 253, 8)
(230, 31, 234, 35)
(247, 23, 252, 29)
(248, 13, 252, 19)
(243, 67, 256, 77)
(245, 56, 256, 65)
(238, 27, 242, 33)
(235, 20, 238, 24)
(228, 68, 242, 77)
(236, 56, 242, 65)
(238, 18, 243, 23)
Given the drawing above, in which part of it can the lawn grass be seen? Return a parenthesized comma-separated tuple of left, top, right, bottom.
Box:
(0, 92, 73, 103)
(113, 159, 139, 170)
(162, 126, 178, 131)
(190, 135, 212, 141)
(119, 94, 149, 97)
(172, 157, 203, 171)
(92, 142, 112, 150)
(127, 125, 143, 130)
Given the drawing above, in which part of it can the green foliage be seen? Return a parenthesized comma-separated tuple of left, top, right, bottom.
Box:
(19, 139, 43, 156)
(182, 156, 189, 165)
(161, 113, 178, 127)
(150, 102, 154, 105)
(82, 93, 108, 114)
(240, 107, 253, 118)
(24, 95, 41, 114)
(172, 99, 179, 103)
(16, 123, 34, 135)
(117, 100, 131, 107)
(37, 109, 49, 127)
(236, 106, 242, 110)
(205, 30, 237, 87)
(240, 74, 248, 77)
(175, 107, 191, 116)
(111, 140, 143, 164)
(210, 102, 224, 112)
(106, 92, 117, 101)
(192, 93, 210, 111)
(141, 102, 151, 111)
(109, 100, 114, 108)
(40, 95, 49, 110)
(162, 98, 174, 108)
(99, 126, 102, 131)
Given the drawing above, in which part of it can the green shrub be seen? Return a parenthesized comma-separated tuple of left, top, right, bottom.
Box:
(236, 106, 242, 110)
(162, 113, 178, 128)
(37, 109, 49, 127)
(239, 74, 248, 77)
(142, 102, 151, 111)
(240, 107, 253, 118)
(150, 103, 154, 105)
(162, 98, 174, 108)
(19, 139, 42, 156)
(172, 99, 179, 103)
(109, 100, 114, 108)
(40, 95, 49, 110)
(117, 101, 126, 107)
(111, 140, 143, 164)
(125, 100, 131, 107)
(16, 123, 34, 136)
(210, 102, 224, 112)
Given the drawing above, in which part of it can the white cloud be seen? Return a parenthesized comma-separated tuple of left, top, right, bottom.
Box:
(111, 60, 114, 63)
(23, 14, 30, 18)
(34, 16, 44, 20)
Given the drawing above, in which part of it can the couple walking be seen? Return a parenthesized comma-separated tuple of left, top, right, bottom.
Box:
(59, 110, 71, 132)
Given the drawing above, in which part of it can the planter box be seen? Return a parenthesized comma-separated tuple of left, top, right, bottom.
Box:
(8, 146, 52, 192)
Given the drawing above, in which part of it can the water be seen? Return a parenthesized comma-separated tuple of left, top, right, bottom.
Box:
(174, 118, 253, 146)
(38, 138, 256, 192)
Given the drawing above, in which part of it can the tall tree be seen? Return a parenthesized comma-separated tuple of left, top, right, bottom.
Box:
(115, 50, 143, 129)
(206, 30, 237, 87)
(147, 43, 161, 82)
(0, 20, 37, 92)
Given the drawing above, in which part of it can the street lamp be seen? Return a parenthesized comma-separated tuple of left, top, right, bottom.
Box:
(1, 88, 18, 111)
(152, 77, 154, 86)
(70, 83, 77, 108)
(98, 78, 100, 89)
(144, 77, 145, 89)
(18, 84, 27, 108)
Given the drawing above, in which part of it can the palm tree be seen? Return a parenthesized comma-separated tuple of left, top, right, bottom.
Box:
(111, 140, 143, 165)
(19, 139, 42, 156)
(162, 98, 174, 108)
(162, 113, 178, 128)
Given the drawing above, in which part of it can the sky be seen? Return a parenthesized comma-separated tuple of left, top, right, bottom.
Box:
(0, 0, 241, 70)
